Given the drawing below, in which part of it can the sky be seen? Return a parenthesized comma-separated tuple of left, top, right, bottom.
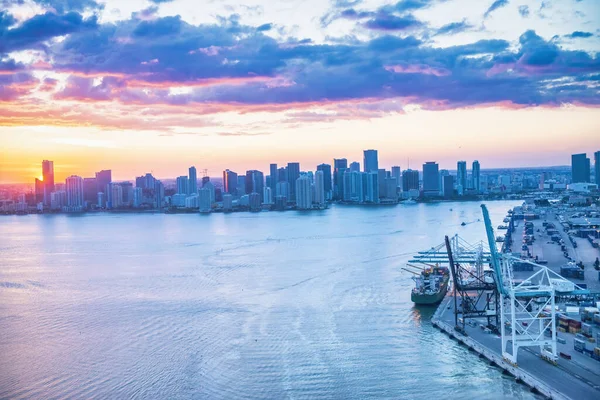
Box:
(0, 0, 599, 183)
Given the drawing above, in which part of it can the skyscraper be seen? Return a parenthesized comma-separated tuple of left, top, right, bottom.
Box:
(199, 187, 212, 213)
(349, 162, 360, 172)
(363, 149, 378, 172)
(422, 162, 439, 194)
(391, 166, 401, 187)
(96, 169, 112, 196)
(295, 175, 312, 209)
(595, 151, 600, 184)
(110, 183, 123, 208)
(133, 187, 143, 208)
(176, 176, 189, 195)
(223, 169, 238, 195)
(316, 163, 332, 199)
(572, 153, 590, 183)
(442, 175, 455, 198)
(287, 162, 300, 202)
(333, 158, 347, 200)
(314, 170, 325, 206)
(189, 166, 197, 195)
(154, 180, 165, 208)
(366, 171, 379, 203)
(42, 160, 55, 206)
(263, 187, 273, 205)
(402, 169, 419, 192)
(472, 160, 481, 193)
(377, 169, 386, 198)
(457, 161, 467, 195)
(269, 163, 278, 192)
(83, 178, 97, 204)
(119, 182, 133, 205)
(245, 170, 265, 201)
(65, 175, 84, 209)
(35, 178, 44, 203)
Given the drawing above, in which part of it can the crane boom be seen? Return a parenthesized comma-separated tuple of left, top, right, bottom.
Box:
(481, 204, 507, 295)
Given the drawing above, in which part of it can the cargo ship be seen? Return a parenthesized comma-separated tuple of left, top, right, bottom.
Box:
(410, 265, 450, 305)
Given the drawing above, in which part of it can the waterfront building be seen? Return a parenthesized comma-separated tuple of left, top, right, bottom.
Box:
(65, 175, 84, 209)
(245, 170, 265, 202)
(171, 193, 187, 207)
(287, 162, 300, 202)
(314, 170, 325, 206)
(83, 178, 97, 205)
(384, 177, 397, 200)
(185, 194, 199, 208)
(263, 187, 273, 205)
(199, 188, 212, 212)
(472, 160, 481, 194)
(349, 162, 360, 172)
(595, 151, 600, 183)
(176, 176, 189, 195)
(202, 180, 215, 204)
(35, 178, 44, 204)
(402, 169, 419, 192)
(276, 181, 289, 199)
(333, 158, 347, 200)
(377, 169, 386, 198)
(42, 160, 55, 206)
(239, 194, 250, 207)
(189, 166, 197, 195)
(366, 172, 379, 203)
(110, 183, 123, 208)
(222, 169, 238, 196)
(442, 175, 454, 198)
(154, 180, 165, 209)
(391, 166, 401, 187)
(422, 162, 439, 195)
(222, 194, 233, 211)
(572, 153, 591, 183)
(363, 149, 378, 172)
(295, 175, 312, 209)
(249, 192, 261, 211)
(237, 175, 247, 196)
(51, 190, 67, 210)
(134, 172, 154, 190)
(457, 161, 467, 195)
(119, 182, 133, 206)
(96, 170, 112, 202)
(274, 195, 287, 210)
(133, 187, 143, 208)
(97, 192, 106, 208)
(316, 164, 332, 200)
(269, 163, 278, 192)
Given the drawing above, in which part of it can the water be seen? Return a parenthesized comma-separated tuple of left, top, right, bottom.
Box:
(0, 201, 539, 399)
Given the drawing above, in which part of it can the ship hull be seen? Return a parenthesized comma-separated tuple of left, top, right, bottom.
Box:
(411, 277, 449, 305)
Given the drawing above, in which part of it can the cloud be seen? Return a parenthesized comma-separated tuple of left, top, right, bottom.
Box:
(256, 23, 273, 31)
(564, 31, 594, 39)
(435, 20, 473, 36)
(32, 0, 103, 13)
(518, 5, 529, 17)
(363, 14, 422, 31)
(148, 0, 174, 3)
(484, 0, 509, 19)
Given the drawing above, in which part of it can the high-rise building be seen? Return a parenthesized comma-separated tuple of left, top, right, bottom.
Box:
(366, 171, 379, 203)
(202, 180, 216, 204)
(572, 153, 591, 183)
(276, 181, 289, 199)
(316, 164, 332, 199)
(349, 162, 360, 172)
(384, 177, 397, 200)
(65, 175, 84, 209)
(391, 166, 401, 187)
(314, 170, 325, 206)
(442, 175, 455, 198)
(96, 169, 112, 197)
(199, 187, 212, 213)
(595, 151, 600, 184)
(363, 149, 378, 172)
(287, 162, 300, 202)
(51, 190, 66, 210)
(222, 169, 238, 195)
(236, 175, 246, 196)
(176, 176, 189, 195)
(154, 180, 165, 209)
(201, 176, 210, 187)
(422, 162, 439, 194)
(222, 194, 233, 211)
(42, 160, 55, 206)
(402, 169, 419, 192)
(295, 175, 312, 209)
(457, 161, 467, 195)
(97, 192, 106, 208)
(119, 182, 134, 205)
(472, 160, 481, 194)
(249, 192, 261, 211)
(263, 187, 273, 205)
(34, 178, 44, 204)
(245, 170, 265, 201)
(269, 163, 278, 192)
(133, 187, 143, 208)
(110, 183, 123, 208)
(189, 166, 198, 195)
(333, 158, 347, 200)
(83, 178, 97, 205)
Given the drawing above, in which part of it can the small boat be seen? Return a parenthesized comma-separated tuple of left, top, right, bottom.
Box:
(461, 222, 466, 226)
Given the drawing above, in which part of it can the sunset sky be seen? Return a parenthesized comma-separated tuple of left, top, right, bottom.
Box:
(0, 0, 599, 183)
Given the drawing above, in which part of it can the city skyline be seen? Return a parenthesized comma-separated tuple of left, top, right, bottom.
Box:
(0, 0, 599, 183)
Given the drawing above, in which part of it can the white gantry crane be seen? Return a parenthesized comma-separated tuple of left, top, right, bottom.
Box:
(481, 205, 589, 365)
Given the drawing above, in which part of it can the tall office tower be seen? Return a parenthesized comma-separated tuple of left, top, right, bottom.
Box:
(457, 161, 467, 195)
(342, 170, 353, 201)
(236, 175, 246, 196)
(595, 151, 600, 184)
(316, 164, 332, 199)
(222, 169, 238, 195)
(65, 175, 84, 208)
(422, 162, 439, 194)
(83, 178, 97, 204)
(269, 163, 278, 192)
(245, 170, 265, 201)
(391, 166, 401, 187)
(135, 172, 154, 189)
(377, 169, 386, 198)
(42, 160, 55, 206)
(34, 178, 44, 203)
(202, 176, 210, 186)
(119, 182, 134, 205)
(287, 162, 300, 202)
(439, 169, 449, 195)
(276, 181, 290, 199)
(154, 180, 165, 208)
(472, 160, 481, 193)
(333, 158, 347, 200)
(442, 175, 455, 198)
(96, 169, 112, 196)
(176, 176, 189, 195)
(571, 153, 591, 183)
(349, 161, 360, 172)
(295, 175, 312, 209)
(384, 177, 397, 200)
(133, 187, 143, 208)
(188, 166, 198, 195)
(366, 171, 379, 203)
(314, 170, 325, 206)
(202, 180, 215, 204)
(198, 188, 212, 213)
(363, 149, 378, 172)
(402, 169, 419, 192)
(263, 187, 273, 205)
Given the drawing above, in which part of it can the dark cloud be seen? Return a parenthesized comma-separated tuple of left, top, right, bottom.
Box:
(257, 23, 273, 31)
(363, 14, 422, 31)
(564, 31, 594, 39)
(0, 11, 98, 53)
(435, 20, 473, 36)
(484, 0, 509, 18)
(133, 16, 182, 37)
(518, 5, 529, 17)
